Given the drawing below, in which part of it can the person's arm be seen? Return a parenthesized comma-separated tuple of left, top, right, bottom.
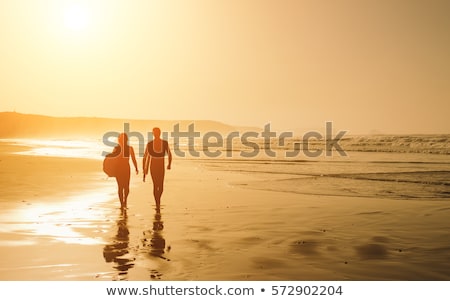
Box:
(166, 141, 172, 170)
(130, 146, 138, 175)
(143, 144, 149, 181)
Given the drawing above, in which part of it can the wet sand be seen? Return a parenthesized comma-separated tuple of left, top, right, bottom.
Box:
(0, 144, 449, 280)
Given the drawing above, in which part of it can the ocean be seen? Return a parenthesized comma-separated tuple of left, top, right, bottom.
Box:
(0, 135, 449, 280)
(2, 135, 449, 201)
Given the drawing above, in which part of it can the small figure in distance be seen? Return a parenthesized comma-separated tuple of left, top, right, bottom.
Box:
(114, 133, 138, 209)
(143, 127, 172, 211)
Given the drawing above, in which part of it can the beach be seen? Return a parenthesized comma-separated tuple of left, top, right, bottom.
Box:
(0, 140, 449, 280)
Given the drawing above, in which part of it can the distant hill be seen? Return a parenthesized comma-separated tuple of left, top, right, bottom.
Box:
(0, 112, 260, 139)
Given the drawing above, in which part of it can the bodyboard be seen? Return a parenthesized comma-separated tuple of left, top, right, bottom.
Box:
(103, 153, 118, 177)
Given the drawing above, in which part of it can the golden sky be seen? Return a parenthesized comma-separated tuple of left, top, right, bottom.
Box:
(1, 0, 449, 134)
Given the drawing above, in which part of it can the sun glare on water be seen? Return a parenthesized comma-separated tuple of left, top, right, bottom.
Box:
(63, 3, 90, 31)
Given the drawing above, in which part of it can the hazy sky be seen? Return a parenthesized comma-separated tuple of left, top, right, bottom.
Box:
(1, 0, 449, 134)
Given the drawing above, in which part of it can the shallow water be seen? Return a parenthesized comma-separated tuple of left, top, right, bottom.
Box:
(202, 151, 450, 200)
(0, 139, 449, 280)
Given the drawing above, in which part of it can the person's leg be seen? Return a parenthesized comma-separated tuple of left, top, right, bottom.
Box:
(150, 160, 165, 209)
(151, 171, 159, 208)
(123, 168, 131, 208)
(116, 177, 124, 207)
(156, 170, 165, 205)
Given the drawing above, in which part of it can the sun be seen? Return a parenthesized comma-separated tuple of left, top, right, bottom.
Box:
(63, 4, 90, 31)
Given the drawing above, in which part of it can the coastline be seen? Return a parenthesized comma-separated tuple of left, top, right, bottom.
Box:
(0, 141, 449, 280)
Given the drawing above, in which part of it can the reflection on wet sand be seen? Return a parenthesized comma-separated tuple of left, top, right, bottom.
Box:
(142, 211, 168, 259)
(142, 210, 169, 279)
(103, 209, 134, 280)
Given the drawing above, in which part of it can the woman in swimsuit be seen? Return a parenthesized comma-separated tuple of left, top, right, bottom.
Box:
(114, 133, 138, 209)
(143, 127, 172, 210)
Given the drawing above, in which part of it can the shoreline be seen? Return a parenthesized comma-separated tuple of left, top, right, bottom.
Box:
(0, 143, 449, 280)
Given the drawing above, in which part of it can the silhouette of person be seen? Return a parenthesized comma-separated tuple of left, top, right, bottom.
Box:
(143, 127, 172, 210)
(113, 133, 138, 209)
(103, 209, 134, 279)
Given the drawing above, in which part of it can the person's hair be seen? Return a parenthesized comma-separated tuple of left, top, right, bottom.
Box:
(118, 133, 130, 157)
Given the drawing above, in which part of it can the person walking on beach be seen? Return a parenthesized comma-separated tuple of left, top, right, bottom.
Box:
(143, 127, 172, 210)
(112, 133, 138, 209)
